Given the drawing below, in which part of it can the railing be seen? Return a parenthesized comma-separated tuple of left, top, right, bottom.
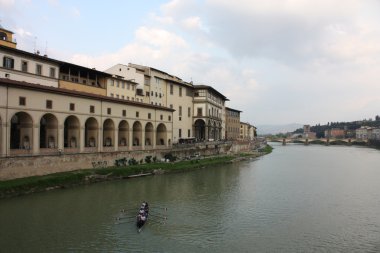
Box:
(118, 146, 129, 152)
(9, 149, 33, 156)
(83, 147, 98, 153)
(102, 146, 115, 152)
(63, 148, 80, 154)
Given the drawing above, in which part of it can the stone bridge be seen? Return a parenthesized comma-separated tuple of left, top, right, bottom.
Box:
(273, 138, 367, 145)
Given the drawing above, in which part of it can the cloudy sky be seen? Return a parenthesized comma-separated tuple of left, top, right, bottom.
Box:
(1, 0, 380, 127)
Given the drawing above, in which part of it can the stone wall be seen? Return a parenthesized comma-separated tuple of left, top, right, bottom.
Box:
(0, 141, 254, 180)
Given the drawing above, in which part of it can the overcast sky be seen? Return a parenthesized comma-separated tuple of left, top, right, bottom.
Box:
(1, 0, 380, 126)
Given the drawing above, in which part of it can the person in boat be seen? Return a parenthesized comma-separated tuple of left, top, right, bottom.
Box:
(143, 202, 149, 214)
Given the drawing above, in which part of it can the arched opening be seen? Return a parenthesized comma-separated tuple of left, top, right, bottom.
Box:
(103, 119, 115, 147)
(0, 32, 7, 41)
(40, 113, 58, 148)
(118, 120, 129, 146)
(133, 121, 142, 146)
(145, 122, 153, 146)
(213, 121, 217, 140)
(194, 119, 206, 141)
(85, 117, 98, 147)
(10, 112, 33, 150)
(156, 123, 167, 146)
(64, 115, 80, 148)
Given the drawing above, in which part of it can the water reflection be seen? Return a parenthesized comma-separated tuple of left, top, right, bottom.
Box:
(1, 143, 380, 252)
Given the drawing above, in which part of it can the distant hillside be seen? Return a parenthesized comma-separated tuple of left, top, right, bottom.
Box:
(257, 124, 303, 135)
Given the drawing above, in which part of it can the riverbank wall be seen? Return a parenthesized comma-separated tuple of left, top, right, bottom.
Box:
(0, 141, 258, 181)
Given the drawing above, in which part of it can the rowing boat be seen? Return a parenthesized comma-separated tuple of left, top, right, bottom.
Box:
(136, 202, 149, 232)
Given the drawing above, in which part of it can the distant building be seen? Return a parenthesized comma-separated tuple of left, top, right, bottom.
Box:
(356, 126, 372, 140)
(225, 107, 241, 140)
(370, 128, 380, 140)
(325, 128, 345, 138)
(303, 124, 316, 139)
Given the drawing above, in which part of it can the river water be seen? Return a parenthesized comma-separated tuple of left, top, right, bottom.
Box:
(1, 143, 380, 252)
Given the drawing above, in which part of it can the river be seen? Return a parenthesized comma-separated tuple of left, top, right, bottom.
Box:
(1, 143, 380, 252)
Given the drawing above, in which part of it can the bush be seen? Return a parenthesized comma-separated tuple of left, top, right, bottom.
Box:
(115, 158, 127, 167)
(153, 156, 157, 162)
(128, 158, 138, 166)
(164, 153, 177, 162)
(145, 156, 152, 163)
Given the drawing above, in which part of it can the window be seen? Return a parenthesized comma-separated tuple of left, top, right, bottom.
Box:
(160, 115, 163, 120)
(122, 95, 125, 99)
(136, 111, 139, 117)
(90, 105, 95, 113)
(146, 91, 150, 97)
(70, 103, 75, 111)
(3, 57, 14, 69)
(46, 100, 52, 109)
(19, 97, 26, 106)
(36, 64, 42, 75)
(49, 67, 56, 78)
(179, 87, 182, 97)
(151, 91, 154, 96)
(148, 113, 151, 119)
(197, 108, 202, 116)
(170, 84, 173, 94)
(116, 81, 119, 87)
(122, 83, 125, 89)
(110, 80, 114, 86)
(179, 106, 182, 116)
(116, 94, 119, 99)
(110, 93, 114, 97)
(155, 92, 158, 97)
(122, 110, 126, 117)
(107, 108, 111, 115)
(127, 83, 130, 89)
(179, 129, 182, 138)
(21, 61, 28, 72)
(188, 129, 191, 137)
(188, 107, 191, 117)
(170, 104, 173, 109)
(168, 115, 171, 121)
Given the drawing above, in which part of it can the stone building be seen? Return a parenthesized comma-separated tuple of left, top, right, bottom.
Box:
(225, 107, 241, 140)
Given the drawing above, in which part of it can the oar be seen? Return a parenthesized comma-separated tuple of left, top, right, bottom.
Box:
(149, 213, 167, 220)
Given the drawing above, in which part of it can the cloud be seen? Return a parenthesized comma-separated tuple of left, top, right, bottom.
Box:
(41, 0, 380, 124)
(0, 0, 15, 8)
(70, 6, 80, 17)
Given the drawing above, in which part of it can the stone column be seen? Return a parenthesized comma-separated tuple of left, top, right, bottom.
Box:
(153, 128, 156, 149)
(79, 126, 85, 152)
(1, 121, 6, 157)
(58, 124, 64, 151)
(128, 128, 133, 150)
(114, 127, 119, 152)
(141, 130, 145, 150)
(99, 127, 103, 152)
(32, 123, 39, 155)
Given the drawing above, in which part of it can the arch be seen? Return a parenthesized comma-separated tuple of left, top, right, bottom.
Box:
(64, 115, 80, 148)
(156, 123, 167, 146)
(103, 119, 115, 147)
(85, 117, 98, 147)
(118, 120, 129, 146)
(194, 119, 206, 141)
(145, 122, 153, 146)
(0, 32, 7, 41)
(133, 121, 142, 146)
(10, 112, 33, 149)
(40, 113, 58, 148)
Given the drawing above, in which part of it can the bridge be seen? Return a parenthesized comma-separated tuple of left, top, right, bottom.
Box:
(271, 138, 367, 145)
